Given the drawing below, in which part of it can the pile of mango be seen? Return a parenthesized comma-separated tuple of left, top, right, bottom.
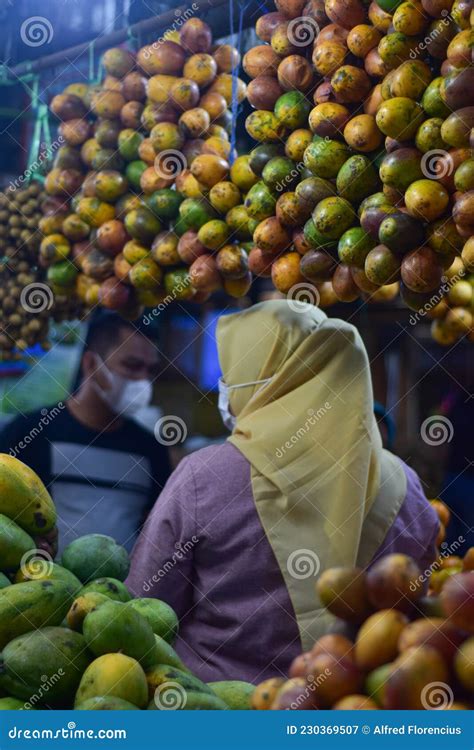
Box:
(252, 498, 474, 710)
(0, 454, 255, 710)
(234, 0, 473, 344)
(40, 19, 251, 319)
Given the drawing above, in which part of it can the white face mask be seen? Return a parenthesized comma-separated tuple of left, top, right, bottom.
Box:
(93, 356, 152, 416)
(218, 376, 273, 432)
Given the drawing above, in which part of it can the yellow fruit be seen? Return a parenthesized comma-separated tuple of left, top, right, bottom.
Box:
(191, 154, 229, 188)
(209, 181, 241, 213)
(75, 654, 148, 708)
(0, 454, 56, 535)
(230, 155, 258, 192)
(405, 180, 449, 222)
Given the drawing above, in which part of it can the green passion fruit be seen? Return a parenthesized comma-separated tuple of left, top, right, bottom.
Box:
(312, 197, 356, 241)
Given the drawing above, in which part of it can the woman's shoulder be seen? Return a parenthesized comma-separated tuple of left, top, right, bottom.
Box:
(181, 440, 250, 479)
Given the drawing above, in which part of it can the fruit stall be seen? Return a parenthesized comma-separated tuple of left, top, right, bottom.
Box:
(0, 455, 473, 710)
(0, 0, 472, 719)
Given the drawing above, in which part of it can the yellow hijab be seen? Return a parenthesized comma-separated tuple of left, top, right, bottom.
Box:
(217, 300, 407, 650)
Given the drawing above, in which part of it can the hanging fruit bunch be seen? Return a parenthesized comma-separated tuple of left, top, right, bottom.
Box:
(253, 503, 474, 710)
(234, 0, 473, 343)
(42, 19, 248, 319)
(0, 184, 52, 357)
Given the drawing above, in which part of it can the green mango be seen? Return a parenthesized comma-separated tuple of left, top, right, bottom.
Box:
(145, 664, 214, 704)
(76, 696, 139, 710)
(79, 577, 132, 603)
(127, 598, 178, 643)
(0, 696, 30, 709)
(0, 514, 34, 571)
(61, 534, 130, 584)
(0, 627, 92, 706)
(15, 561, 82, 594)
(0, 580, 75, 649)
(83, 600, 156, 668)
(208, 680, 255, 709)
(147, 690, 228, 710)
(151, 634, 188, 671)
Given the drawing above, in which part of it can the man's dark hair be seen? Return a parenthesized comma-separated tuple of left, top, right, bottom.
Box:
(71, 312, 153, 392)
(84, 313, 140, 358)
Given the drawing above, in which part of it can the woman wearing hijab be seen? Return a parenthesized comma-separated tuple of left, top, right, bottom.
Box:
(126, 301, 439, 683)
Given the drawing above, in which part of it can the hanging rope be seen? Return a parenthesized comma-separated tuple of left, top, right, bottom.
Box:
(127, 25, 142, 52)
(229, 0, 246, 165)
(19, 74, 52, 182)
(88, 40, 104, 85)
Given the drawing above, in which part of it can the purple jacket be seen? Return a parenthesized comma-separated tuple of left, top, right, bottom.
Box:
(127, 442, 439, 683)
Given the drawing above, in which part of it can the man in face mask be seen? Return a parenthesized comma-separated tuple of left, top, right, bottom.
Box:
(0, 314, 172, 555)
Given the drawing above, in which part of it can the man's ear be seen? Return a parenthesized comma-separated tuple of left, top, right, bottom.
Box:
(82, 350, 96, 379)
(82, 350, 105, 389)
